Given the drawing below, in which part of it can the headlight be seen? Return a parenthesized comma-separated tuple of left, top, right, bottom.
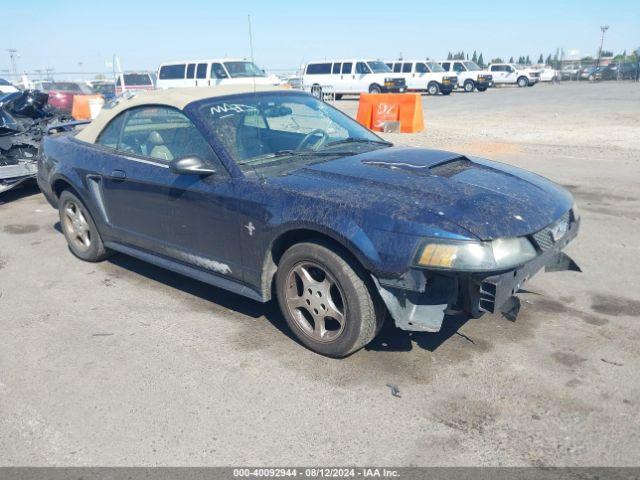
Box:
(416, 237, 537, 271)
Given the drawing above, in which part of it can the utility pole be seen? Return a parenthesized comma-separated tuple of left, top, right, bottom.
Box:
(6, 48, 19, 78)
(597, 25, 609, 68)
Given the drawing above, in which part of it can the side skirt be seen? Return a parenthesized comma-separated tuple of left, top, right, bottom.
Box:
(104, 241, 265, 303)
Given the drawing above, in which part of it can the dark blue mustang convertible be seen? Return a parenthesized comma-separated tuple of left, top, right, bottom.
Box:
(37, 86, 580, 357)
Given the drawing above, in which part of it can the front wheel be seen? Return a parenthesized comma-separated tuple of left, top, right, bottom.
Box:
(517, 76, 528, 87)
(58, 190, 110, 262)
(476, 86, 487, 92)
(310, 85, 322, 98)
(427, 82, 439, 95)
(276, 241, 384, 357)
(368, 84, 382, 94)
(463, 80, 475, 92)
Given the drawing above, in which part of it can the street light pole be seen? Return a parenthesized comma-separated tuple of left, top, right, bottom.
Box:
(6, 49, 19, 78)
(597, 25, 609, 68)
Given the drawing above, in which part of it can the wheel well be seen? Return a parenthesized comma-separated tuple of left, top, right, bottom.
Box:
(464, 79, 474, 85)
(428, 81, 438, 88)
(261, 229, 366, 301)
(52, 179, 76, 198)
(369, 83, 381, 91)
(517, 75, 528, 82)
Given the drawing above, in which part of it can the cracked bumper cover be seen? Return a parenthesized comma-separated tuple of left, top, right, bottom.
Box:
(373, 217, 581, 332)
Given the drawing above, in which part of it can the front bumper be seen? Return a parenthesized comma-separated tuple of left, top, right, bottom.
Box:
(440, 77, 458, 91)
(382, 78, 407, 93)
(374, 214, 581, 332)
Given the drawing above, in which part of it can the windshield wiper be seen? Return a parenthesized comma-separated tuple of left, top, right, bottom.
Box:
(237, 150, 356, 165)
(325, 138, 393, 148)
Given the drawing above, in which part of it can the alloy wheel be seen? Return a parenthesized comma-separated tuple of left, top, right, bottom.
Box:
(285, 261, 346, 343)
(63, 200, 92, 252)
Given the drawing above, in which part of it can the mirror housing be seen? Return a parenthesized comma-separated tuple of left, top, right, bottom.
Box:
(169, 156, 216, 176)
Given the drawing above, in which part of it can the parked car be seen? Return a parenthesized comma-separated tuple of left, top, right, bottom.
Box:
(438, 60, 492, 92)
(37, 86, 581, 357)
(384, 60, 457, 95)
(0, 78, 20, 94)
(600, 62, 639, 80)
(487, 63, 540, 87)
(156, 59, 280, 89)
(532, 65, 559, 82)
(90, 81, 116, 101)
(35, 81, 93, 113)
(560, 65, 581, 80)
(579, 66, 602, 82)
(302, 59, 406, 98)
(115, 72, 155, 95)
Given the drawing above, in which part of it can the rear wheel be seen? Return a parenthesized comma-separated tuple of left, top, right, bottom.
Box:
(310, 85, 322, 98)
(517, 76, 528, 87)
(463, 80, 475, 92)
(58, 190, 110, 262)
(276, 241, 384, 357)
(427, 82, 439, 95)
(368, 84, 382, 94)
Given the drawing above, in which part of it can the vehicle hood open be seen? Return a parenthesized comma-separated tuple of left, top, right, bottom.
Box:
(285, 146, 573, 241)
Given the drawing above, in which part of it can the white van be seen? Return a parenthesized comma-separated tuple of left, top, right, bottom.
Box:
(385, 60, 458, 95)
(156, 59, 280, 89)
(301, 60, 406, 99)
(439, 60, 492, 92)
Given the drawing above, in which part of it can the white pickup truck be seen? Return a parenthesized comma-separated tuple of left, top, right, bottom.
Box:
(487, 63, 540, 87)
(385, 60, 458, 95)
(438, 60, 492, 92)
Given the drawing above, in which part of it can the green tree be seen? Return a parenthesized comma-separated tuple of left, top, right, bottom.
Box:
(491, 57, 504, 64)
(477, 53, 484, 66)
(509, 56, 514, 63)
(472, 50, 478, 63)
(546, 54, 552, 66)
(447, 52, 453, 60)
(538, 54, 544, 63)
(525, 55, 531, 64)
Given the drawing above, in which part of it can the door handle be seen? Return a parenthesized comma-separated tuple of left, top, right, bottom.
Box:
(111, 169, 126, 181)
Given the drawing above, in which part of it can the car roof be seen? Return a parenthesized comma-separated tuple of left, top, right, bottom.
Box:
(75, 85, 285, 144)
(306, 59, 383, 64)
(159, 59, 249, 65)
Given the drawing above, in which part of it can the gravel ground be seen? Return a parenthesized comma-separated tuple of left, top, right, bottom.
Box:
(1, 81, 639, 466)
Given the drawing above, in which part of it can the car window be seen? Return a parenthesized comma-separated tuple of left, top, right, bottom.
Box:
(393, 63, 401, 73)
(415, 63, 428, 73)
(114, 106, 218, 165)
(96, 113, 126, 149)
(356, 62, 371, 74)
(441, 62, 450, 70)
(341, 63, 352, 74)
(426, 61, 444, 72)
(196, 63, 207, 79)
(402, 63, 412, 73)
(332, 63, 341, 74)
(453, 62, 465, 72)
(159, 65, 186, 80)
(211, 63, 229, 79)
(306, 63, 331, 75)
(186, 63, 195, 79)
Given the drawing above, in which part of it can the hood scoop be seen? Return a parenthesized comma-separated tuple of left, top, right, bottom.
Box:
(362, 156, 474, 178)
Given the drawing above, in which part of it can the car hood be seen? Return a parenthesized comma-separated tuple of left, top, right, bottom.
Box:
(277, 146, 573, 241)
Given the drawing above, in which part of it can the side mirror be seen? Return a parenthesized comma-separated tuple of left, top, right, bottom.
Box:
(169, 156, 216, 176)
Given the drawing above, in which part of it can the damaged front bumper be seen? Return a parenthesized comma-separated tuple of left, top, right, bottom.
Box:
(373, 216, 581, 332)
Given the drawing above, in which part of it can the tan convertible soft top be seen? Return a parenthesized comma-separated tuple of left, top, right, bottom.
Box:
(75, 85, 285, 144)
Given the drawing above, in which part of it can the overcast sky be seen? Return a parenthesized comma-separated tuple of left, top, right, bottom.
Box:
(2, 0, 638, 76)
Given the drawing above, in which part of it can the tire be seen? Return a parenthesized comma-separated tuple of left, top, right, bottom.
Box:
(368, 84, 382, 94)
(517, 76, 528, 87)
(58, 190, 110, 262)
(588, 74, 595, 82)
(441, 90, 452, 95)
(275, 241, 384, 357)
(427, 82, 439, 95)
(463, 80, 475, 92)
(476, 86, 487, 92)
(310, 85, 322, 99)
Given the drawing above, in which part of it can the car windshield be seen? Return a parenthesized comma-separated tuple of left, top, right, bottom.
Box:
(425, 61, 445, 72)
(116, 74, 152, 86)
(224, 61, 266, 78)
(198, 92, 390, 176)
(463, 61, 482, 71)
(367, 61, 392, 73)
(48, 82, 90, 93)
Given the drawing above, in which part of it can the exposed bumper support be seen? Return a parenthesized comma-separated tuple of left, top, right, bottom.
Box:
(373, 217, 581, 333)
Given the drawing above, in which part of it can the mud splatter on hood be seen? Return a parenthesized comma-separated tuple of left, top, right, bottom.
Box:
(281, 146, 573, 241)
